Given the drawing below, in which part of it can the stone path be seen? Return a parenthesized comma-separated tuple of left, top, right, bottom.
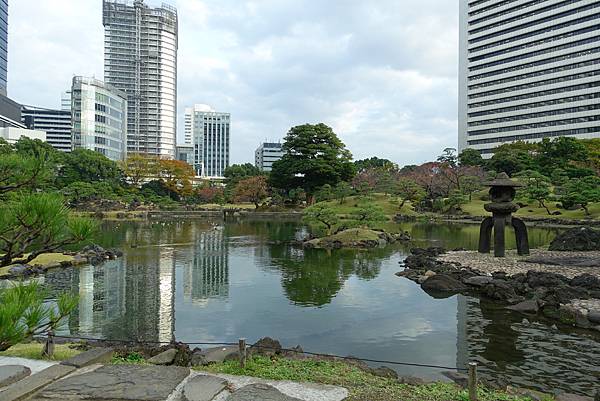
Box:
(439, 250, 600, 279)
(0, 350, 348, 401)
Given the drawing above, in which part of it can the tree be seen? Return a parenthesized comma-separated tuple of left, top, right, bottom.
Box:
(396, 179, 426, 209)
(0, 282, 77, 353)
(0, 152, 52, 194)
(536, 137, 588, 176)
(193, 185, 225, 204)
(487, 142, 537, 176)
(515, 170, 554, 215)
(333, 181, 353, 204)
(224, 163, 261, 184)
(460, 175, 483, 202)
(561, 176, 600, 216)
(444, 190, 468, 215)
(157, 159, 195, 197)
(303, 204, 340, 236)
(458, 148, 484, 167)
(59, 149, 122, 186)
(315, 184, 334, 202)
(121, 154, 159, 187)
(270, 124, 355, 204)
(0, 193, 97, 267)
(350, 204, 387, 228)
(354, 157, 395, 172)
(233, 176, 269, 208)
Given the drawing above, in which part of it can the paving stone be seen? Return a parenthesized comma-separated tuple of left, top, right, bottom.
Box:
(0, 364, 75, 401)
(183, 375, 228, 401)
(61, 348, 114, 368)
(199, 347, 238, 365)
(226, 384, 302, 401)
(147, 349, 178, 366)
(0, 366, 31, 389)
(556, 393, 594, 401)
(31, 365, 190, 401)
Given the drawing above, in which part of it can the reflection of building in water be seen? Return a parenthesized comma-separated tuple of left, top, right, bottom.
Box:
(157, 248, 176, 344)
(183, 230, 229, 305)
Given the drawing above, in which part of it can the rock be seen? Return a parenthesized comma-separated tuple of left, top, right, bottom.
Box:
(483, 280, 520, 302)
(8, 265, 29, 275)
(61, 347, 114, 368)
(226, 383, 302, 401)
(442, 371, 468, 388)
(506, 300, 539, 314)
(0, 365, 31, 388)
(397, 376, 426, 385)
(147, 348, 178, 365)
(250, 337, 282, 357)
(198, 346, 238, 364)
(421, 274, 467, 293)
(183, 375, 228, 401)
(556, 393, 594, 401)
(571, 274, 600, 290)
(588, 311, 600, 324)
(464, 276, 493, 287)
(424, 270, 436, 278)
(527, 271, 568, 289)
(191, 350, 208, 367)
(549, 227, 600, 251)
(369, 367, 398, 380)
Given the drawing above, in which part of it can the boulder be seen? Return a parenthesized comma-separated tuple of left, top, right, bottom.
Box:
(198, 346, 238, 364)
(183, 375, 228, 401)
(527, 271, 568, 289)
(191, 350, 208, 367)
(570, 274, 600, 290)
(464, 276, 493, 287)
(0, 365, 31, 388)
(147, 348, 178, 365)
(483, 280, 521, 302)
(588, 311, 600, 324)
(506, 300, 539, 314)
(226, 383, 302, 401)
(549, 227, 600, 251)
(421, 274, 467, 293)
(250, 337, 282, 357)
(8, 265, 29, 275)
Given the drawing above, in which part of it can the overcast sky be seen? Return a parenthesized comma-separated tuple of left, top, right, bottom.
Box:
(7, 0, 458, 165)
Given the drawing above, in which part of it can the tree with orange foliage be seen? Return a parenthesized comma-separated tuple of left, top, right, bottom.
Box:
(157, 159, 195, 197)
(120, 154, 159, 187)
(233, 176, 269, 209)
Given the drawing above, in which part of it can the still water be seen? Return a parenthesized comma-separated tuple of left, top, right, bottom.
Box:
(39, 219, 599, 395)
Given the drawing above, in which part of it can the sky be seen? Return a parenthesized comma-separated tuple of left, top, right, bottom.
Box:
(7, 0, 459, 166)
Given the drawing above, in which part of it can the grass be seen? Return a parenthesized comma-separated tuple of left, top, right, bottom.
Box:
(319, 194, 417, 218)
(0, 343, 82, 361)
(199, 356, 537, 401)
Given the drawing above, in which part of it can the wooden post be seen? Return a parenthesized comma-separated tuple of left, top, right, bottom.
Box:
(238, 338, 247, 368)
(42, 331, 55, 358)
(468, 362, 478, 401)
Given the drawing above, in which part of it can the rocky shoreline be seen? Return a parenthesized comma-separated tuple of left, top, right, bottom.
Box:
(397, 247, 600, 332)
(1, 245, 123, 281)
(302, 228, 411, 250)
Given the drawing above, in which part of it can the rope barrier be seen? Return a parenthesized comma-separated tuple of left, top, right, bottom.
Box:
(45, 334, 468, 372)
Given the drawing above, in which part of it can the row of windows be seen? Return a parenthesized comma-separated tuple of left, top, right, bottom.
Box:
(469, 56, 600, 89)
(470, 2, 600, 44)
(469, 46, 600, 80)
(467, 127, 600, 145)
(470, 79, 600, 107)
(468, 92, 600, 119)
(469, 0, 531, 17)
(468, 103, 600, 126)
(470, 0, 552, 27)
(468, 115, 600, 136)
(469, 23, 600, 62)
(471, 34, 600, 72)
(469, 0, 503, 8)
(469, 68, 600, 99)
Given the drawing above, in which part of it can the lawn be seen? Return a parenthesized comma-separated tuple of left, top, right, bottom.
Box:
(0, 343, 82, 361)
(199, 356, 538, 401)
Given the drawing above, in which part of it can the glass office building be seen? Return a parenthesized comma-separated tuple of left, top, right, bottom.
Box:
(255, 142, 286, 172)
(103, 0, 178, 158)
(0, 0, 8, 95)
(71, 77, 128, 161)
(459, 0, 600, 156)
(187, 105, 230, 178)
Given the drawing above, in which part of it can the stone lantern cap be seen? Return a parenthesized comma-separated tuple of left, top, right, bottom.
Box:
(484, 172, 523, 188)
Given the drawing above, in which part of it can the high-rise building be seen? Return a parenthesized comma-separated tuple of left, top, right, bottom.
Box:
(255, 142, 285, 172)
(187, 105, 231, 178)
(71, 76, 128, 161)
(176, 143, 194, 166)
(458, 0, 600, 157)
(21, 106, 72, 153)
(102, 0, 178, 158)
(0, 0, 7, 96)
(61, 90, 72, 112)
(0, 127, 45, 144)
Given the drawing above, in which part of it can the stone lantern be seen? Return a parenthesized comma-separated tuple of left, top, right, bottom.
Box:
(478, 172, 529, 258)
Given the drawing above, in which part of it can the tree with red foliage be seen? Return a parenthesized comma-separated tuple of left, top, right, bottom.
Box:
(234, 176, 269, 208)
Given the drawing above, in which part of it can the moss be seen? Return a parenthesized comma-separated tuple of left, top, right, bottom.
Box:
(306, 228, 384, 249)
(198, 356, 535, 401)
(0, 343, 82, 361)
(27, 253, 75, 266)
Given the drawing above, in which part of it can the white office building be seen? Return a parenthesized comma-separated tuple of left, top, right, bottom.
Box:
(255, 142, 285, 172)
(103, 0, 178, 158)
(186, 105, 230, 178)
(0, 126, 45, 144)
(459, 0, 600, 157)
(21, 106, 72, 153)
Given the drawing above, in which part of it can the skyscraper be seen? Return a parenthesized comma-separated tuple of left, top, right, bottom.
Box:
(187, 105, 231, 178)
(0, 0, 7, 96)
(458, 0, 600, 157)
(71, 76, 128, 161)
(102, 0, 178, 158)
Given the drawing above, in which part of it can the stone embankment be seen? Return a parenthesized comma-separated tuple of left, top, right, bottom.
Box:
(397, 247, 600, 332)
(1, 245, 122, 281)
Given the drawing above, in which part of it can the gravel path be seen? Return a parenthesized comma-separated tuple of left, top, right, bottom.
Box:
(439, 250, 600, 278)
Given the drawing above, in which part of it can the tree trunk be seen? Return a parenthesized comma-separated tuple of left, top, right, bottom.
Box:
(540, 200, 551, 215)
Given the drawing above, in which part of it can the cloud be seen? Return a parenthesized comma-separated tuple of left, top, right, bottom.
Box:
(8, 0, 458, 165)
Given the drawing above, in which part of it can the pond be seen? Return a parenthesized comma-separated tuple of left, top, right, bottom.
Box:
(39, 218, 599, 395)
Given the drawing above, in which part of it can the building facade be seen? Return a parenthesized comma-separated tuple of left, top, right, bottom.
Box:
(0, 0, 7, 95)
(187, 105, 230, 178)
(71, 76, 128, 161)
(176, 143, 194, 166)
(102, 0, 178, 158)
(255, 142, 285, 172)
(22, 106, 72, 153)
(0, 93, 23, 128)
(459, 0, 600, 156)
(0, 126, 45, 144)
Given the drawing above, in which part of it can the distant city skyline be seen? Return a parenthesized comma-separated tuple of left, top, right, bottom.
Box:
(6, 0, 459, 166)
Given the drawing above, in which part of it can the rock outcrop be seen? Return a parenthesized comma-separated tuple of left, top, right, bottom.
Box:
(549, 227, 600, 252)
